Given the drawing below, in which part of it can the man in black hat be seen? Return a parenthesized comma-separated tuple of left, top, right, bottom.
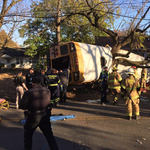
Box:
(26, 68, 34, 89)
(19, 76, 59, 150)
(99, 66, 109, 105)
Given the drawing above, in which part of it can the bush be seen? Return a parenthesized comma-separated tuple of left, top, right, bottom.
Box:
(0, 63, 5, 68)
(11, 63, 16, 68)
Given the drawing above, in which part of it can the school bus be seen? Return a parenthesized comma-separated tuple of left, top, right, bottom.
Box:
(47, 41, 113, 85)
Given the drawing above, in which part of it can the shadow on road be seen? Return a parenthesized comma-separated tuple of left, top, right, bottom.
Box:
(56, 100, 150, 119)
(0, 123, 92, 150)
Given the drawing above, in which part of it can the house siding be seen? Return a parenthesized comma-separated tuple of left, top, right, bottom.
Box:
(0, 57, 37, 69)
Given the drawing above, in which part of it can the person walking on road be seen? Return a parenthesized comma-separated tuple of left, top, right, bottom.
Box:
(14, 71, 28, 109)
(19, 76, 59, 150)
(121, 68, 141, 120)
(99, 66, 109, 105)
(26, 68, 34, 89)
(108, 67, 122, 105)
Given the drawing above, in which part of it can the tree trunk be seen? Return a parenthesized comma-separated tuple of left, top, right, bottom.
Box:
(0, 17, 4, 29)
(56, 0, 61, 44)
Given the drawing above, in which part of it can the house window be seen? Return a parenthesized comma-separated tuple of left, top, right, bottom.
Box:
(16, 58, 19, 64)
(16, 58, 23, 64)
(6, 58, 10, 64)
(20, 58, 23, 64)
(100, 57, 107, 67)
(29, 58, 38, 64)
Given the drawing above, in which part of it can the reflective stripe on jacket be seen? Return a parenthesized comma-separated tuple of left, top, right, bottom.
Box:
(141, 69, 147, 80)
(108, 72, 122, 89)
(47, 74, 62, 87)
(121, 76, 140, 100)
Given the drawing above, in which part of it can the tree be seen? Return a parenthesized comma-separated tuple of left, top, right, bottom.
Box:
(19, 0, 114, 56)
(67, 0, 150, 67)
(0, 0, 23, 29)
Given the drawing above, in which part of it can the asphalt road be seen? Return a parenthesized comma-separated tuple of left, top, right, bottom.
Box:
(0, 100, 150, 150)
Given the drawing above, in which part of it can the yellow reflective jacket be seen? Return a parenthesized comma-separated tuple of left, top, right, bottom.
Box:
(108, 71, 122, 89)
(121, 76, 141, 100)
(141, 68, 147, 80)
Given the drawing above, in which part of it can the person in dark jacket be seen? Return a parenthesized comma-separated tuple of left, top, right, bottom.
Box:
(19, 76, 59, 150)
(26, 68, 34, 89)
(58, 69, 69, 102)
(38, 69, 49, 87)
(99, 66, 109, 105)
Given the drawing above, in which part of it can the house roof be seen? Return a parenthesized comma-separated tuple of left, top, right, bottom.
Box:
(2, 47, 26, 57)
(95, 36, 150, 51)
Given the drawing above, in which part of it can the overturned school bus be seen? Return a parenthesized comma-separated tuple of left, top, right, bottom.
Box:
(47, 41, 113, 85)
(47, 41, 146, 85)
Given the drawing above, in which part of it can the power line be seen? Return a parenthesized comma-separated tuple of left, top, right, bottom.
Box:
(4, 7, 150, 21)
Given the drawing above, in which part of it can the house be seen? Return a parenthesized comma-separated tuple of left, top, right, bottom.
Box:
(95, 36, 150, 57)
(0, 47, 39, 69)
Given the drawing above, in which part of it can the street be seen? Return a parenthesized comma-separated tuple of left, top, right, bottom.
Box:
(0, 99, 150, 150)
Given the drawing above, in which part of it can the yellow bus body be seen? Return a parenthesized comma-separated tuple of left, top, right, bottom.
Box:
(48, 41, 113, 85)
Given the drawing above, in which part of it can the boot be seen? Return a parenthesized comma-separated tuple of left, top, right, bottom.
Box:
(135, 115, 140, 120)
(113, 101, 118, 105)
(127, 116, 132, 120)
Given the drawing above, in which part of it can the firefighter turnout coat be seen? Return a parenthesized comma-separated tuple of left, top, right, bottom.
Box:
(108, 71, 122, 103)
(140, 68, 147, 89)
(121, 76, 141, 117)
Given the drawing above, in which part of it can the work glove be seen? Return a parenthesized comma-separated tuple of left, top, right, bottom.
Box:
(61, 86, 63, 91)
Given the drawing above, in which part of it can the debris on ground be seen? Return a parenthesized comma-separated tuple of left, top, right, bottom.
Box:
(136, 139, 142, 144)
(86, 99, 101, 103)
(21, 115, 76, 124)
(142, 138, 146, 141)
(140, 96, 149, 102)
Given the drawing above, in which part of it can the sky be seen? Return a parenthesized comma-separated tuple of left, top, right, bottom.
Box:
(1, 0, 150, 46)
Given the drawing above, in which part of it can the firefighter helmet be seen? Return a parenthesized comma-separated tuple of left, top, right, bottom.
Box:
(112, 67, 118, 71)
(132, 66, 136, 69)
(128, 68, 134, 75)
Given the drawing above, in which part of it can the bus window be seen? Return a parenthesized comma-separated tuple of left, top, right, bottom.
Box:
(69, 43, 76, 52)
(100, 57, 107, 67)
(60, 45, 68, 55)
(52, 56, 69, 70)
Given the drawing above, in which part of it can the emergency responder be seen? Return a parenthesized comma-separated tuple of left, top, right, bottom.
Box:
(37, 69, 49, 87)
(99, 66, 109, 105)
(108, 66, 122, 105)
(121, 68, 141, 120)
(14, 71, 28, 109)
(140, 66, 147, 90)
(132, 66, 139, 80)
(19, 76, 59, 150)
(47, 69, 62, 106)
(58, 69, 69, 103)
(26, 68, 34, 89)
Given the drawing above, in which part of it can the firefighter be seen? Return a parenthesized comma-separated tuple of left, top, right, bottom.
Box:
(140, 66, 147, 90)
(121, 68, 141, 120)
(47, 69, 62, 106)
(58, 69, 69, 103)
(99, 66, 109, 105)
(132, 66, 139, 80)
(108, 66, 122, 105)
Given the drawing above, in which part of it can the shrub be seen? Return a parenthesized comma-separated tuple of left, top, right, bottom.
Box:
(11, 63, 16, 68)
(0, 63, 5, 68)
